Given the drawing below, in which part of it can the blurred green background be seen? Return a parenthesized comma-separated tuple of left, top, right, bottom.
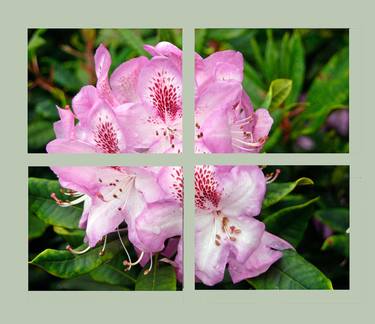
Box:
(28, 29, 182, 153)
(196, 29, 349, 153)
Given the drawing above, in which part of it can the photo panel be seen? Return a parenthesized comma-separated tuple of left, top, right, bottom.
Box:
(28, 29, 183, 153)
(194, 165, 349, 289)
(195, 29, 349, 153)
(29, 166, 183, 291)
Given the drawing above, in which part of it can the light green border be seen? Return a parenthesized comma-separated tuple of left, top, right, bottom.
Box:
(1, 0, 374, 322)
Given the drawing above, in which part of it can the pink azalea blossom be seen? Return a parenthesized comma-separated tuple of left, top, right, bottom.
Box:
(47, 42, 182, 154)
(194, 165, 292, 286)
(50, 166, 183, 273)
(195, 51, 273, 153)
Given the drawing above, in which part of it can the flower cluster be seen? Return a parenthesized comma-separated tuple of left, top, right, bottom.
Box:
(194, 165, 291, 285)
(47, 42, 289, 286)
(195, 50, 273, 153)
(51, 165, 183, 277)
(47, 42, 183, 154)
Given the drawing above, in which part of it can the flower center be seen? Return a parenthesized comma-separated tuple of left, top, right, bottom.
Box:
(148, 69, 181, 123)
(213, 212, 242, 247)
(170, 167, 184, 204)
(230, 114, 266, 152)
(94, 117, 120, 153)
(195, 165, 221, 210)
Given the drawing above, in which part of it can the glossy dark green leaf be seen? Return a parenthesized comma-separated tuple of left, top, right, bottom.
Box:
(264, 197, 319, 247)
(135, 256, 176, 291)
(29, 213, 48, 239)
(263, 177, 314, 208)
(248, 249, 333, 289)
(286, 32, 305, 104)
(55, 275, 130, 291)
(30, 240, 122, 279)
(29, 177, 82, 229)
(90, 253, 137, 288)
(53, 226, 85, 247)
(322, 234, 349, 258)
(315, 208, 349, 233)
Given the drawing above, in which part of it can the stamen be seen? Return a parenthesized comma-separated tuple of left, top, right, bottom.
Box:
(99, 235, 107, 256)
(266, 169, 281, 184)
(232, 137, 264, 147)
(51, 192, 86, 207)
(123, 251, 144, 267)
(117, 228, 133, 271)
(144, 253, 153, 275)
(66, 244, 91, 255)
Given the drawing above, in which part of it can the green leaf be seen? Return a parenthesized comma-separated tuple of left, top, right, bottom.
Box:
(315, 208, 349, 233)
(119, 30, 147, 56)
(28, 121, 55, 150)
(250, 37, 265, 73)
(34, 99, 58, 120)
(286, 32, 305, 104)
(243, 62, 266, 108)
(195, 29, 207, 53)
(157, 29, 176, 44)
(264, 30, 278, 82)
(135, 256, 176, 291)
(263, 177, 314, 208)
(90, 253, 137, 288)
(53, 226, 85, 247)
(322, 234, 349, 258)
(264, 197, 319, 247)
(248, 249, 333, 289)
(296, 47, 349, 136)
(29, 177, 82, 229)
(30, 240, 122, 279)
(29, 213, 48, 239)
(28, 29, 46, 58)
(55, 275, 130, 291)
(262, 79, 292, 109)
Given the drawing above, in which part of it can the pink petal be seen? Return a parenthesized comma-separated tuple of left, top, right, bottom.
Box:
(137, 57, 182, 123)
(252, 108, 273, 142)
(114, 103, 159, 151)
(219, 166, 266, 218)
(227, 216, 265, 263)
(144, 41, 182, 58)
(200, 108, 233, 153)
(228, 232, 293, 283)
(72, 85, 99, 121)
(135, 201, 182, 253)
(46, 138, 96, 154)
(53, 107, 75, 139)
(49, 166, 101, 195)
(195, 213, 231, 286)
(131, 167, 165, 203)
(109, 56, 148, 104)
(85, 196, 127, 247)
(94, 44, 118, 107)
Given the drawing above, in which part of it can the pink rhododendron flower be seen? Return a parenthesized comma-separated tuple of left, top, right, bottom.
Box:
(47, 42, 182, 154)
(195, 51, 273, 153)
(50, 165, 183, 274)
(194, 165, 292, 286)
